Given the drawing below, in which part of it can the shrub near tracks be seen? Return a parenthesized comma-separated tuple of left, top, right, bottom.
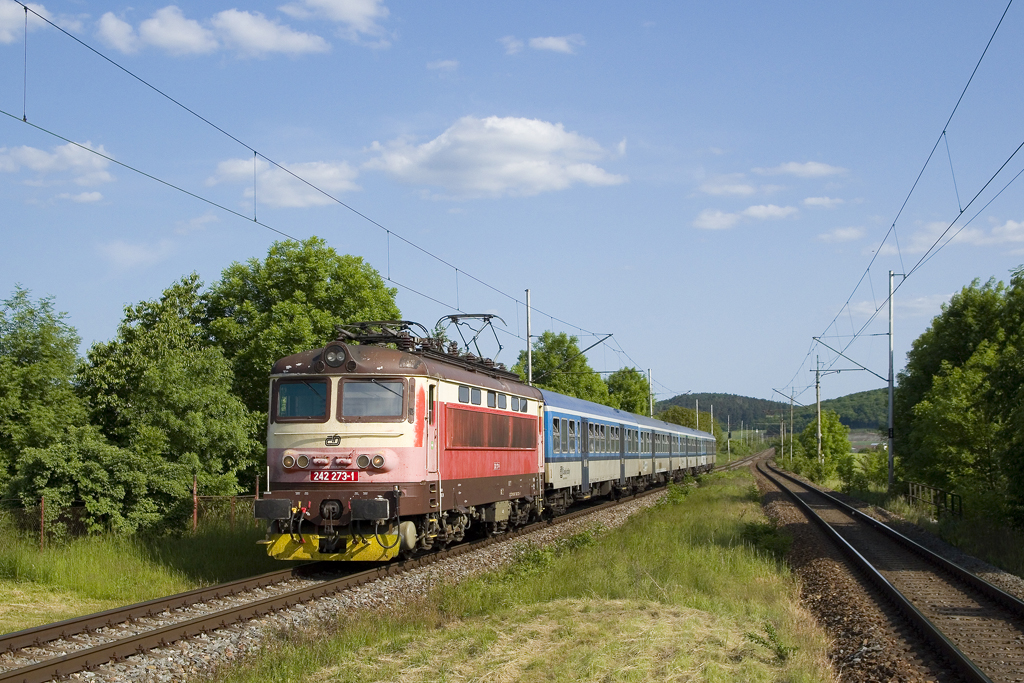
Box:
(214, 471, 831, 683)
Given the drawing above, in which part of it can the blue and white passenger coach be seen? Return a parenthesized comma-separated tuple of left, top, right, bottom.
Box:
(539, 390, 716, 515)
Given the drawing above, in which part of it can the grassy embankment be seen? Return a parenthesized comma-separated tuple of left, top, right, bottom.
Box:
(775, 453, 1024, 579)
(0, 521, 288, 634)
(212, 470, 833, 683)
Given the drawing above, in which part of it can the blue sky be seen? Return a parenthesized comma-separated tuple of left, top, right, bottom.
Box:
(2, 0, 1024, 409)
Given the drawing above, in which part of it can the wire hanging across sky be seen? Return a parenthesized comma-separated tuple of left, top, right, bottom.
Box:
(777, 0, 1018, 397)
(3, 0, 679, 397)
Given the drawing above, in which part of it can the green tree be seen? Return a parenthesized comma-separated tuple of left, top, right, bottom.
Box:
(204, 237, 400, 414)
(0, 287, 88, 491)
(795, 409, 851, 482)
(656, 406, 726, 451)
(512, 331, 611, 405)
(606, 367, 649, 415)
(80, 275, 259, 505)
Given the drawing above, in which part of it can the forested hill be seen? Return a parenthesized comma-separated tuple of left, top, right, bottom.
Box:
(656, 388, 887, 434)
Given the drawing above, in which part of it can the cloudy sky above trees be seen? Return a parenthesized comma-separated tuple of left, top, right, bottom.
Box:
(3, 0, 1024, 404)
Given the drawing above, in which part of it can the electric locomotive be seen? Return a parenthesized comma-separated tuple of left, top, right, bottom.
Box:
(254, 320, 716, 562)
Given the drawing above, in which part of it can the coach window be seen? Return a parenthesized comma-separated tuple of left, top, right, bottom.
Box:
(552, 418, 561, 453)
(273, 379, 330, 422)
(487, 391, 496, 408)
(568, 420, 576, 453)
(561, 421, 569, 453)
(458, 385, 469, 403)
(498, 394, 507, 409)
(471, 388, 481, 405)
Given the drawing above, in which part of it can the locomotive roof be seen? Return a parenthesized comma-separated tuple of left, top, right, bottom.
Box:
(539, 389, 712, 438)
(271, 343, 543, 399)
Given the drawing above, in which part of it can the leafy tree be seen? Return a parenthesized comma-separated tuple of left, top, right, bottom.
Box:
(0, 287, 88, 491)
(606, 367, 649, 415)
(512, 331, 611, 405)
(795, 409, 850, 482)
(204, 237, 400, 414)
(656, 406, 726, 451)
(895, 278, 1006, 482)
(80, 275, 259, 504)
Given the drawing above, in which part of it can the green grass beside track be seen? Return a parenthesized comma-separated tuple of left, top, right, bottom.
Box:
(0, 521, 290, 634)
(212, 471, 833, 683)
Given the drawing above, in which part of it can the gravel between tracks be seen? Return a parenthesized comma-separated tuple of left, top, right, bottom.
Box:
(66, 494, 664, 683)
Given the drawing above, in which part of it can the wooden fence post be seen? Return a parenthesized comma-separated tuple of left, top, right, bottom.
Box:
(192, 474, 198, 532)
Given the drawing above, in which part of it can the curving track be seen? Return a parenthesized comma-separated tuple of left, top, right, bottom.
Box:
(759, 458, 1024, 683)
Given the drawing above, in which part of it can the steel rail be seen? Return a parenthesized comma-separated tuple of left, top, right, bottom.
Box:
(757, 459, 996, 683)
(0, 480, 674, 683)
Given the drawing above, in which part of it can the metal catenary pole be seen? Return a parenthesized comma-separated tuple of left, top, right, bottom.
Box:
(526, 289, 533, 386)
(888, 271, 895, 489)
(816, 356, 822, 464)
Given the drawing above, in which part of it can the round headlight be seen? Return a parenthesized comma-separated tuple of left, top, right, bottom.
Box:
(356, 454, 370, 469)
(324, 345, 346, 368)
(282, 454, 295, 469)
(296, 455, 309, 468)
(371, 454, 385, 469)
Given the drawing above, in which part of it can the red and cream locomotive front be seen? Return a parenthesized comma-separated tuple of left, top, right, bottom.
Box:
(254, 327, 545, 562)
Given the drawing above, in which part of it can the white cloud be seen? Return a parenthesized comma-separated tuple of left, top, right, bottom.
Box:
(699, 174, 755, 196)
(211, 9, 329, 55)
(754, 161, 846, 177)
(692, 204, 797, 230)
(742, 204, 797, 219)
(175, 212, 219, 235)
(0, 142, 113, 185)
(0, 2, 49, 44)
(97, 12, 139, 53)
(817, 227, 863, 242)
(616, 138, 627, 156)
(427, 59, 458, 71)
(139, 6, 217, 55)
(693, 210, 740, 230)
(804, 196, 844, 208)
(98, 239, 175, 269)
(58, 191, 103, 203)
(528, 34, 584, 54)
(877, 218, 1024, 256)
(208, 157, 359, 207)
(279, 0, 390, 46)
(364, 115, 627, 198)
(500, 35, 523, 54)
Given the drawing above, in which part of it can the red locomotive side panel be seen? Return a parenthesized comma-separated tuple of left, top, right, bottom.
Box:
(440, 404, 541, 479)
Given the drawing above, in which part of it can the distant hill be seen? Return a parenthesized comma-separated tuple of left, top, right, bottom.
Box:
(656, 388, 887, 436)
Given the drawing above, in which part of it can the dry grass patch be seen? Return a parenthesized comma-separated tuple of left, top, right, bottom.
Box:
(314, 598, 783, 683)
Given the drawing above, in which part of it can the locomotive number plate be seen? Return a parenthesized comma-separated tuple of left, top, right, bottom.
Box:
(310, 470, 359, 482)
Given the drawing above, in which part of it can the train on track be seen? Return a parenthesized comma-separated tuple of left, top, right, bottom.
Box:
(254, 321, 716, 562)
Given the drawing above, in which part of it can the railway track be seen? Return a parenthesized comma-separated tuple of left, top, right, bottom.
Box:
(2, 464, 740, 683)
(759, 458, 1024, 683)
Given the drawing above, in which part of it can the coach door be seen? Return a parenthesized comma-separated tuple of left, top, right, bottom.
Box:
(618, 425, 626, 486)
(580, 418, 590, 494)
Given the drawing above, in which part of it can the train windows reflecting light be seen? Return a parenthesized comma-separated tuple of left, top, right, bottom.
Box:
(471, 388, 481, 405)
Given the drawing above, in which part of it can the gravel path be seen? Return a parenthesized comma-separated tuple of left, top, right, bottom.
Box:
(66, 494, 664, 683)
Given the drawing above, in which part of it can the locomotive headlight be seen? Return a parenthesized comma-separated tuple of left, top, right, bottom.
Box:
(296, 455, 309, 469)
(282, 454, 295, 469)
(324, 345, 346, 368)
(371, 454, 386, 469)
(356, 454, 371, 469)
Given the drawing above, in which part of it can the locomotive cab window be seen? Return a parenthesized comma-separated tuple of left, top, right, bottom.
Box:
(273, 379, 330, 422)
(338, 379, 405, 421)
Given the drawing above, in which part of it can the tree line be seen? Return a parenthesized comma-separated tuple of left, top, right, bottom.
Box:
(894, 271, 1024, 525)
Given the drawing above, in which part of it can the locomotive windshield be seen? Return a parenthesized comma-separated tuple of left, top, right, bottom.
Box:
(275, 380, 329, 419)
(341, 379, 404, 417)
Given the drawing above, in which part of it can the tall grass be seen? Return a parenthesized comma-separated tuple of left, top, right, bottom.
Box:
(213, 472, 833, 683)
